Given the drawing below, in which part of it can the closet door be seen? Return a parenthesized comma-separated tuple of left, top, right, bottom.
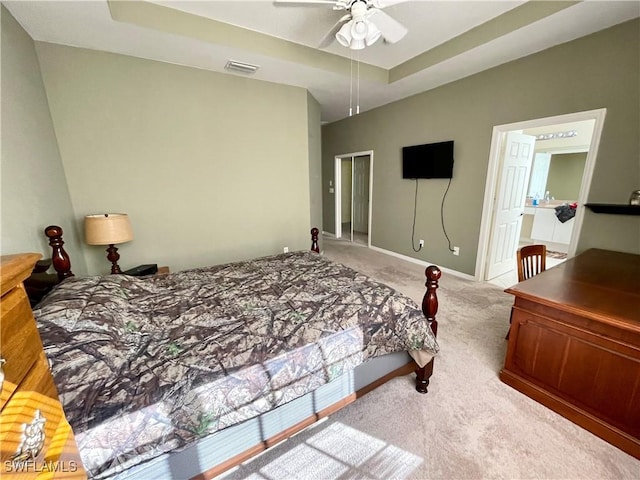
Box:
(353, 155, 370, 234)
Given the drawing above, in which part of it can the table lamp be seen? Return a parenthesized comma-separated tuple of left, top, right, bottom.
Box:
(84, 213, 133, 274)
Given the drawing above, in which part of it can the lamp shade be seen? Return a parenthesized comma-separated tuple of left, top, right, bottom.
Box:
(85, 213, 133, 245)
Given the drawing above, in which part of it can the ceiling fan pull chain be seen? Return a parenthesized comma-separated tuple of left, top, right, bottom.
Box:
(350, 54, 354, 116)
(356, 53, 360, 114)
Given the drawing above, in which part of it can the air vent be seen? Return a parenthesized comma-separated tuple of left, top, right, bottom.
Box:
(224, 60, 260, 75)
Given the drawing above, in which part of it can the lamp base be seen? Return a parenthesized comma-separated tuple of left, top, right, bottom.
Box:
(106, 244, 123, 274)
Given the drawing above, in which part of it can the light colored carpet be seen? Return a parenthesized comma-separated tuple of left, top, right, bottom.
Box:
(221, 238, 639, 479)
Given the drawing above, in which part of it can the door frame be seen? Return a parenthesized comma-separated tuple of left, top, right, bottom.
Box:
(335, 150, 373, 246)
(475, 108, 607, 281)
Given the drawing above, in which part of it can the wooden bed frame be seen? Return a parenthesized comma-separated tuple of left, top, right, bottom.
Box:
(31, 224, 441, 477)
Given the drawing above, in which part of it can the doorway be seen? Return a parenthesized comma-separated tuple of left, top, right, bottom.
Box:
(476, 109, 607, 282)
(335, 151, 373, 246)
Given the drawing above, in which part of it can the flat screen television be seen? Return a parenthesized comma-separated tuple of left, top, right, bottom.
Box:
(402, 140, 454, 179)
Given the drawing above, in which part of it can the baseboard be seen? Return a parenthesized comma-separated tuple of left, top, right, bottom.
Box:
(322, 234, 474, 281)
(368, 245, 475, 281)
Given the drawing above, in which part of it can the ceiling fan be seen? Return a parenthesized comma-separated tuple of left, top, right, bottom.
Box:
(274, 0, 409, 50)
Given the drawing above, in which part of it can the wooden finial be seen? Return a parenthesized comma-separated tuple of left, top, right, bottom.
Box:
(416, 264, 441, 394)
(311, 227, 320, 253)
(422, 265, 441, 336)
(44, 225, 74, 280)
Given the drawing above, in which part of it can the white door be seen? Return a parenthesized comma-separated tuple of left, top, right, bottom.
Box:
(486, 132, 536, 279)
(353, 155, 370, 234)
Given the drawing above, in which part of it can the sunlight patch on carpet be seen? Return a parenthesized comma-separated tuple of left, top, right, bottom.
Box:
(245, 422, 422, 479)
(258, 443, 349, 479)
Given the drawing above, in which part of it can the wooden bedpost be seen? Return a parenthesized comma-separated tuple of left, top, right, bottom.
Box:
(415, 265, 441, 393)
(310, 227, 320, 253)
(45, 225, 74, 281)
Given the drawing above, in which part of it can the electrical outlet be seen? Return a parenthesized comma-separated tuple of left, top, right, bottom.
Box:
(283, 246, 289, 253)
(419, 239, 424, 248)
(453, 246, 460, 256)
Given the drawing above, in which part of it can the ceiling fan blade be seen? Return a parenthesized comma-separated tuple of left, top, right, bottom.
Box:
(367, 9, 407, 44)
(369, 0, 411, 9)
(273, 0, 347, 8)
(319, 14, 351, 48)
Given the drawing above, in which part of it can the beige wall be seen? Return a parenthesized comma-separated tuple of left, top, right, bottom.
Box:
(322, 19, 640, 275)
(307, 91, 323, 251)
(35, 43, 314, 274)
(0, 7, 87, 274)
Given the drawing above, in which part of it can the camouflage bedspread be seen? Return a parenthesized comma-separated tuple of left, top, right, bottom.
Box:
(33, 251, 439, 478)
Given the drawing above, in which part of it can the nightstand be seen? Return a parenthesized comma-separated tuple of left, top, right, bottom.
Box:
(24, 258, 60, 306)
(123, 264, 158, 276)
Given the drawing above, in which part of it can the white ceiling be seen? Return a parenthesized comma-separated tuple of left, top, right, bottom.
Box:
(4, 1, 639, 123)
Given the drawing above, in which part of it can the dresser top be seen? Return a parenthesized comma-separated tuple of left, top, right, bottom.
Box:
(1, 253, 41, 297)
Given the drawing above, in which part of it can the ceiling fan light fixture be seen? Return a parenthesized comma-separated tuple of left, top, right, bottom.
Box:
(350, 37, 366, 50)
(365, 21, 381, 46)
(350, 20, 367, 40)
(336, 22, 352, 47)
(336, 18, 378, 50)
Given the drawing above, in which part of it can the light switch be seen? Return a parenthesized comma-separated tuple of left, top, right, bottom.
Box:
(329, 187, 335, 194)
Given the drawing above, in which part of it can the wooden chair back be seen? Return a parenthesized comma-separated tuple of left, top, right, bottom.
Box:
(517, 244, 547, 282)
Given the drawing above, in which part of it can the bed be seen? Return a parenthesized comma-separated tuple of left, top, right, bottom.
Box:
(28, 226, 441, 479)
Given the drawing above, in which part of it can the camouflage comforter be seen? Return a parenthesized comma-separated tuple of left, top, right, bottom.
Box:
(34, 251, 439, 478)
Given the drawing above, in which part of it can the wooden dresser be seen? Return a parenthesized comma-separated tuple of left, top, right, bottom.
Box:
(1, 254, 86, 478)
(501, 248, 640, 459)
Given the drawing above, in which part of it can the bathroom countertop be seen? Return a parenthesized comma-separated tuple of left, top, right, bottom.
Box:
(525, 199, 577, 209)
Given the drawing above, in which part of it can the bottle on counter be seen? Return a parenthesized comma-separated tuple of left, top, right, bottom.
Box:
(544, 191, 551, 203)
(533, 193, 539, 206)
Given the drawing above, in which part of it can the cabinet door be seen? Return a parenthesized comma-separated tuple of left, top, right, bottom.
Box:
(531, 208, 556, 242)
(552, 217, 574, 244)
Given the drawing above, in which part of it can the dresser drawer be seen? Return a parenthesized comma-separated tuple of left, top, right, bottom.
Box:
(0, 254, 85, 478)
(19, 353, 58, 401)
(0, 388, 86, 478)
(0, 386, 64, 468)
(0, 287, 44, 410)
